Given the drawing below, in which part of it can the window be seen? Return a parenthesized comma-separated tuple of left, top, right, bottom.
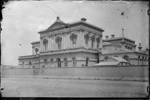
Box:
(29, 61, 32, 67)
(138, 55, 140, 59)
(55, 37, 62, 49)
(96, 37, 100, 49)
(91, 36, 95, 49)
(84, 34, 89, 46)
(123, 55, 129, 61)
(104, 56, 109, 61)
(44, 59, 47, 65)
(51, 59, 53, 63)
(35, 48, 39, 54)
(50, 59, 53, 67)
(43, 39, 48, 51)
(85, 57, 89, 66)
(70, 34, 77, 45)
(22, 62, 24, 68)
(57, 58, 61, 68)
(72, 57, 76, 67)
(64, 58, 68, 67)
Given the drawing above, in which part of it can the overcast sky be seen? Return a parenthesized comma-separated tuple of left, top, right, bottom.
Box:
(1, 1, 149, 66)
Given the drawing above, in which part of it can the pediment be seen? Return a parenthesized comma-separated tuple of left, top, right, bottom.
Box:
(47, 21, 67, 30)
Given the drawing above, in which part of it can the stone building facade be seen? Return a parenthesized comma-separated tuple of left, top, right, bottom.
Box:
(18, 17, 149, 68)
(18, 17, 104, 68)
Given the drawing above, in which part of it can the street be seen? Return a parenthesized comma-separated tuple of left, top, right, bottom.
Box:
(1, 77, 148, 97)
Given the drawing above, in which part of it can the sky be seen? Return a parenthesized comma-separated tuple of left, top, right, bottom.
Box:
(1, 1, 149, 66)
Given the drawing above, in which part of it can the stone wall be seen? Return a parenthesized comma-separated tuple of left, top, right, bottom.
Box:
(2, 66, 148, 81)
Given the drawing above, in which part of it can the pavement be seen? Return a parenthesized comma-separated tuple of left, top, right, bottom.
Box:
(1, 77, 149, 97)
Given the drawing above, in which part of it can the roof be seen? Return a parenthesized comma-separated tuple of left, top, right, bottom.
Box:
(95, 62, 119, 66)
(103, 42, 113, 45)
(103, 49, 135, 54)
(94, 56, 128, 66)
(103, 37, 135, 43)
(103, 42, 121, 46)
(110, 56, 128, 62)
(38, 17, 104, 34)
(31, 41, 40, 44)
(102, 48, 148, 55)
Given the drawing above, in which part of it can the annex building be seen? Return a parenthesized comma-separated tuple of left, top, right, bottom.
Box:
(18, 17, 103, 68)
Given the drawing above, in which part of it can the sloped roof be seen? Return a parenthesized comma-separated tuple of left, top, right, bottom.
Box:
(110, 56, 128, 62)
(46, 18, 67, 30)
(94, 56, 128, 66)
(103, 42, 121, 46)
(103, 37, 135, 43)
(103, 42, 113, 45)
(102, 49, 136, 54)
(95, 62, 119, 66)
(38, 17, 104, 34)
(39, 17, 68, 33)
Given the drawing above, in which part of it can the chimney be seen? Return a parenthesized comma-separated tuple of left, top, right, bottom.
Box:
(111, 34, 115, 38)
(105, 35, 109, 39)
(81, 18, 87, 22)
(138, 43, 142, 51)
(57, 16, 60, 20)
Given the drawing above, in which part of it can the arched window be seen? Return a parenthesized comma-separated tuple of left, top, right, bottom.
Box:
(91, 36, 95, 49)
(50, 59, 53, 67)
(70, 34, 77, 45)
(104, 56, 109, 61)
(22, 62, 24, 67)
(123, 55, 129, 61)
(29, 61, 32, 68)
(43, 39, 48, 51)
(85, 57, 89, 66)
(44, 59, 47, 65)
(35, 48, 39, 54)
(96, 37, 100, 49)
(57, 58, 61, 68)
(72, 57, 76, 67)
(64, 58, 68, 67)
(84, 34, 89, 46)
(138, 55, 140, 59)
(55, 37, 62, 49)
(51, 59, 53, 63)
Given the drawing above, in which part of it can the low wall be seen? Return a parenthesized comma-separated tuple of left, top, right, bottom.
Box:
(1, 66, 149, 80)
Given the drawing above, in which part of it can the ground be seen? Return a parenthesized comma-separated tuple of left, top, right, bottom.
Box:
(1, 77, 148, 97)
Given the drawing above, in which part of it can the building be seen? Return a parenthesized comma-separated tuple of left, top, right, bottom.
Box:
(100, 34, 149, 65)
(18, 17, 104, 68)
(18, 17, 149, 68)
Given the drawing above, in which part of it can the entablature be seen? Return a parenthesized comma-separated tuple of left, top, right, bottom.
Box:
(40, 25, 103, 39)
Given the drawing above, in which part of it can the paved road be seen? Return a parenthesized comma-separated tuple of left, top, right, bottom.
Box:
(1, 77, 149, 97)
